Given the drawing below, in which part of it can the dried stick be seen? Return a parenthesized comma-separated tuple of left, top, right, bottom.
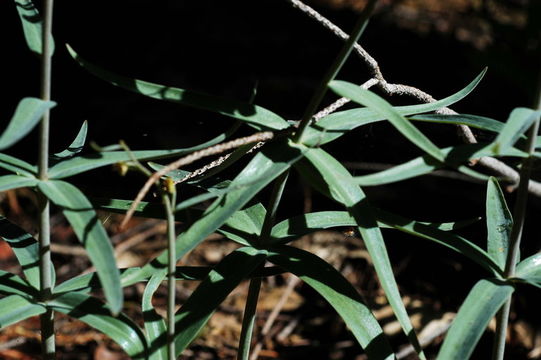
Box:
(287, 0, 541, 196)
(120, 131, 275, 228)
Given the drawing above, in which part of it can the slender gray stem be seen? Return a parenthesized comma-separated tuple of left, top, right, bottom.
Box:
(492, 70, 541, 360)
(293, 0, 377, 142)
(39, 0, 55, 358)
(163, 190, 177, 360)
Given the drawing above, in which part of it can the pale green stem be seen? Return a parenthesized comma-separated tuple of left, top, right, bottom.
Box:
(163, 190, 177, 360)
(39, 0, 55, 358)
(492, 70, 541, 360)
(293, 0, 377, 142)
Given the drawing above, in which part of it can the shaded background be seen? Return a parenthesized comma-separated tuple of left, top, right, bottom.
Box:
(1, 0, 540, 359)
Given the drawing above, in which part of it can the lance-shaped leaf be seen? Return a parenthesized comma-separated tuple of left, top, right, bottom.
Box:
(48, 122, 239, 179)
(408, 113, 504, 133)
(0, 98, 56, 150)
(0, 216, 55, 290)
(297, 146, 424, 359)
(269, 210, 480, 245)
(169, 247, 266, 356)
(219, 203, 266, 245)
(515, 253, 541, 287)
(142, 270, 167, 360)
(49, 292, 148, 359)
(0, 270, 37, 299)
(303, 69, 486, 146)
(0, 174, 38, 192)
(492, 108, 541, 155)
(13, 0, 55, 55)
(267, 245, 393, 360)
(38, 180, 122, 315)
(0, 153, 37, 176)
(438, 279, 514, 360)
(54, 268, 140, 295)
(354, 143, 525, 187)
(67, 45, 290, 131)
(121, 141, 303, 286)
(52, 120, 88, 160)
(486, 178, 512, 270)
(0, 294, 46, 329)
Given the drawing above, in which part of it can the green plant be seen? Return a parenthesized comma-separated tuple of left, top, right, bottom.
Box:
(1, 0, 540, 359)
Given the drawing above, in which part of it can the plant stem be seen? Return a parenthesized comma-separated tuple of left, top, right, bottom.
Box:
(293, 0, 377, 143)
(39, 0, 55, 358)
(163, 190, 177, 360)
(492, 71, 541, 360)
(237, 277, 262, 360)
(259, 171, 290, 245)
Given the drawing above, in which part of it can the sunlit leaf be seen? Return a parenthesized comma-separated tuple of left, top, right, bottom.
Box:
(438, 279, 514, 360)
(486, 178, 512, 270)
(67, 45, 290, 131)
(219, 203, 266, 245)
(13, 0, 55, 55)
(515, 253, 541, 287)
(142, 270, 167, 360)
(38, 180, 122, 315)
(492, 108, 540, 155)
(0, 98, 56, 150)
(0, 294, 45, 329)
(0, 153, 37, 176)
(0, 270, 37, 299)
(408, 113, 504, 133)
(0, 174, 38, 192)
(51, 120, 88, 160)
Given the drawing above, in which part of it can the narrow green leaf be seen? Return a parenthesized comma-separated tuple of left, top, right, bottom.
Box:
(438, 279, 514, 360)
(172, 247, 267, 356)
(49, 292, 148, 359)
(492, 108, 541, 155)
(38, 180, 122, 315)
(486, 178, 512, 270)
(267, 245, 393, 360)
(515, 253, 541, 286)
(329, 82, 447, 162)
(0, 153, 37, 176)
(49, 125, 239, 179)
(67, 45, 290, 131)
(408, 114, 504, 133)
(298, 146, 424, 359)
(303, 69, 487, 146)
(13, 0, 55, 55)
(121, 142, 303, 286)
(0, 98, 56, 150)
(51, 120, 88, 160)
(0, 294, 46, 329)
(0, 216, 55, 290)
(142, 271, 168, 360)
(269, 210, 480, 244)
(0, 270, 37, 299)
(0, 174, 38, 192)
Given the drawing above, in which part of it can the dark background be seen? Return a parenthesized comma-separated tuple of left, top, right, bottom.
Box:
(1, 0, 540, 358)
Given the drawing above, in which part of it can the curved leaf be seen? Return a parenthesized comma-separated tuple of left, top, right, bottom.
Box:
(269, 210, 480, 244)
(515, 253, 541, 286)
(0, 153, 36, 176)
(303, 69, 487, 146)
(49, 123, 239, 179)
(172, 247, 267, 356)
(0, 294, 45, 329)
(267, 245, 393, 360)
(437, 279, 514, 360)
(67, 45, 290, 131)
(0, 215, 55, 289)
(0, 174, 38, 192)
(38, 180, 122, 315)
(142, 271, 168, 360)
(409, 114, 504, 133)
(52, 120, 88, 160)
(0, 270, 37, 298)
(13, 0, 55, 55)
(49, 292, 148, 359)
(486, 178, 512, 270)
(121, 141, 303, 286)
(297, 145, 424, 359)
(219, 203, 266, 245)
(0, 98, 56, 150)
(492, 108, 540, 155)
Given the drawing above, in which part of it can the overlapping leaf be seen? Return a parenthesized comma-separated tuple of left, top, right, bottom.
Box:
(486, 178, 512, 270)
(52, 120, 88, 160)
(142, 271, 168, 360)
(13, 0, 55, 55)
(0, 174, 38, 192)
(0, 294, 46, 329)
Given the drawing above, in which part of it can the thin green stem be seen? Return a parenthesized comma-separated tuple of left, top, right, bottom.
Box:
(237, 277, 262, 360)
(39, 0, 55, 358)
(492, 70, 541, 360)
(163, 189, 177, 360)
(259, 171, 290, 244)
(293, 0, 377, 143)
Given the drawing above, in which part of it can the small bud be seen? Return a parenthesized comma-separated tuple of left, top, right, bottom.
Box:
(113, 162, 129, 176)
(163, 177, 176, 194)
